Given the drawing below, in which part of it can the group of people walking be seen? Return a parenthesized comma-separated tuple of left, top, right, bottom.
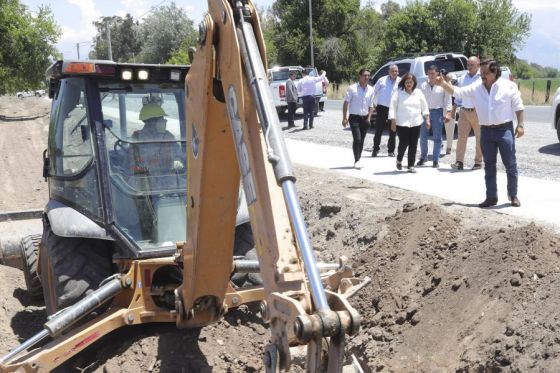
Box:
(342, 57, 525, 208)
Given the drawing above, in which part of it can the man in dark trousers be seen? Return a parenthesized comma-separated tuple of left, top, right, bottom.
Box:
(285, 71, 298, 128)
(372, 64, 400, 157)
(342, 68, 375, 169)
(436, 59, 525, 208)
(298, 69, 326, 130)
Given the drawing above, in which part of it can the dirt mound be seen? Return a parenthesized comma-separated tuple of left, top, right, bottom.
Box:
(345, 203, 560, 372)
(1, 161, 560, 371)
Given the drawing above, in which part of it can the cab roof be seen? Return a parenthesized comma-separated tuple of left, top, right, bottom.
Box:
(46, 60, 190, 83)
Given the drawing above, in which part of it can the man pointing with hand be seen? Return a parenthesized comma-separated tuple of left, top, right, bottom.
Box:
(436, 59, 525, 208)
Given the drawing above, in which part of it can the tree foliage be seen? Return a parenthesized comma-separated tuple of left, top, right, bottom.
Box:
(0, 0, 60, 94)
(138, 2, 196, 64)
(265, 0, 533, 81)
(381, 0, 529, 65)
(268, 0, 380, 82)
(90, 15, 142, 62)
(89, 2, 196, 64)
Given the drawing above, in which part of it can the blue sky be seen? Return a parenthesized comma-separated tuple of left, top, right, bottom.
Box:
(20, 0, 560, 69)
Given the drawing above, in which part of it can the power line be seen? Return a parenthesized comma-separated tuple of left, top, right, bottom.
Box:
(137, 0, 168, 19)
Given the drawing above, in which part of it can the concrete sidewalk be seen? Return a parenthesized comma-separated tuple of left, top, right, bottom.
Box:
(285, 139, 560, 230)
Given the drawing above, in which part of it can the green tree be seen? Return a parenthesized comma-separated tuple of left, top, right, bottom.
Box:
(268, 0, 368, 81)
(469, 0, 531, 64)
(138, 2, 196, 64)
(0, 0, 60, 94)
(90, 15, 142, 62)
(380, 0, 530, 66)
(380, 0, 400, 20)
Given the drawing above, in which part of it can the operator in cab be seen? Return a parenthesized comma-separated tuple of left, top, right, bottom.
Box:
(131, 102, 184, 175)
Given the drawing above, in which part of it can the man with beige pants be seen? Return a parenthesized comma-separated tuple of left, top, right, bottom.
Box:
(452, 56, 483, 170)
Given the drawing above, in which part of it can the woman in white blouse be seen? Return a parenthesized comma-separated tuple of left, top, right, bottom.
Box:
(389, 73, 431, 173)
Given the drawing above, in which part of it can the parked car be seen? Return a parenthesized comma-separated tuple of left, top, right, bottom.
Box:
(551, 87, 560, 142)
(500, 66, 514, 81)
(15, 89, 45, 98)
(369, 52, 468, 87)
(368, 52, 468, 128)
(266, 65, 326, 116)
(16, 91, 34, 99)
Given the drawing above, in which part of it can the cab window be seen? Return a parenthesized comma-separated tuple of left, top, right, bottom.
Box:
(48, 77, 102, 218)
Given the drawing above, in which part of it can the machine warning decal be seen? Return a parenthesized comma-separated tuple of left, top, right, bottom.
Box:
(227, 85, 257, 205)
(191, 124, 199, 159)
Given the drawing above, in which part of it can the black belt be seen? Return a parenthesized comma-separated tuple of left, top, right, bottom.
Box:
(429, 108, 443, 111)
(484, 121, 512, 129)
(462, 107, 475, 111)
(349, 114, 369, 119)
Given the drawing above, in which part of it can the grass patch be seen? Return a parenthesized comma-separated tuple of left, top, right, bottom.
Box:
(517, 79, 559, 105)
(327, 82, 351, 100)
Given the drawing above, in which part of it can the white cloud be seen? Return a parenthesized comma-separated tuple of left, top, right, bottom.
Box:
(58, 0, 101, 44)
(119, 0, 150, 19)
(513, 0, 560, 11)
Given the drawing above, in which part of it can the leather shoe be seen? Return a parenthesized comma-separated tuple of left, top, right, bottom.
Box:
(472, 163, 482, 170)
(372, 150, 378, 157)
(509, 196, 521, 207)
(432, 161, 439, 168)
(451, 161, 463, 170)
(396, 161, 402, 170)
(388, 152, 395, 157)
(416, 159, 426, 166)
(478, 197, 498, 208)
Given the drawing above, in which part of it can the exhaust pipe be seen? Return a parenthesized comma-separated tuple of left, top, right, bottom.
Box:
(0, 236, 24, 270)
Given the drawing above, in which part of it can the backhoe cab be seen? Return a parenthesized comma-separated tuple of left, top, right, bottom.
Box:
(0, 1, 364, 372)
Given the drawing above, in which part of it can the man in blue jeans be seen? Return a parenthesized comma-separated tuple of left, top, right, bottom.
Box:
(436, 59, 525, 207)
(418, 65, 452, 168)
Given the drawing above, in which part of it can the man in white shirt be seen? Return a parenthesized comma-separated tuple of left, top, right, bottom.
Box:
(452, 56, 483, 171)
(437, 59, 525, 208)
(342, 68, 375, 169)
(298, 69, 327, 130)
(418, 65, 452, 168)
(372, 64, 401, 157)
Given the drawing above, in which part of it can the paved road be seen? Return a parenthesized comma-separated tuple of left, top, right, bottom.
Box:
(285, 138, 560, 231)
(280, 102, 560, 182)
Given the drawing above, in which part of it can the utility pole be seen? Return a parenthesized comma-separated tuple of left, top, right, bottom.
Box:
(76, 43, 80, 59)
(106, 20, 113, 61)
(308, 0, 314, 67)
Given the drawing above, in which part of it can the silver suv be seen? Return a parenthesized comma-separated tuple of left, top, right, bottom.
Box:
(370, 52, 468, 86)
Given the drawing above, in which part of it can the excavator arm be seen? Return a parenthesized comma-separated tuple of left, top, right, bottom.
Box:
(179, 0, 360, 370)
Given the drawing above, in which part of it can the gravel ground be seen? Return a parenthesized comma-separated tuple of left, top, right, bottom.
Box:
(279, 105, 560, 182)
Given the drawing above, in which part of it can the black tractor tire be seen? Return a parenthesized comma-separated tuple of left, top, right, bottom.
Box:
(231, 222, 263, 287)
(40, 223, 113, 316)
(556, 116, 560, 143)
(20, 234, 43, 300)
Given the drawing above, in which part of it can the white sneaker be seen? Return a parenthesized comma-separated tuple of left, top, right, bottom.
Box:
(354, 160, 363, 169)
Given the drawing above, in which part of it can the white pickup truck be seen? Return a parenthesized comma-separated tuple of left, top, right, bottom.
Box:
(267, 65, 327, 116)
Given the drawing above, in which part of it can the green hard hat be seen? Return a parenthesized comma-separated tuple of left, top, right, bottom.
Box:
(139, 103, 167, 121)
